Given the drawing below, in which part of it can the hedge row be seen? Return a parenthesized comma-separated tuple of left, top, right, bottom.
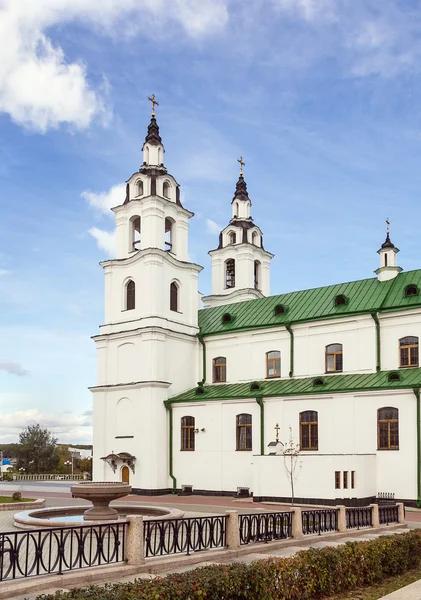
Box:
(36, 530, 421, 600)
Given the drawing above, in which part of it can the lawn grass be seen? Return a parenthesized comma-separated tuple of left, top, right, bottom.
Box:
(329, 563, 421, 600)
(0, 496, 35, 503)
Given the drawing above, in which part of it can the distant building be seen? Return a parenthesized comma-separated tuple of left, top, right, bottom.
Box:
(68, 447, 92, 460)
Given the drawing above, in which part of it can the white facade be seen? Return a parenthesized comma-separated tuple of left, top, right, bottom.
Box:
(92, 112, 421, 505)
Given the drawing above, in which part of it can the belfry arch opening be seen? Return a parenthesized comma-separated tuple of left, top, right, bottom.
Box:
(130, 216, 141, 251)
(165, 218, 175, 253)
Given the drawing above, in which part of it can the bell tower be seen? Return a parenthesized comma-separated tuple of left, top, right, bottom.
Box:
(91, 98, 202, 493)
(202, 159, 274, 309)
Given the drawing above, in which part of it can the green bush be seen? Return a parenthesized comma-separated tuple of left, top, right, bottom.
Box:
(12, 491, 22, 501)
(35, 530, 421, 600)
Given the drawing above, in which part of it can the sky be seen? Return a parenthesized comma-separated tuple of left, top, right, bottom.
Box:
(1, 0, 421, 445)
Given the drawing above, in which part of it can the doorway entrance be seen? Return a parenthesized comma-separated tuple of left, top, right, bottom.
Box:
(121, 465, 130, 484)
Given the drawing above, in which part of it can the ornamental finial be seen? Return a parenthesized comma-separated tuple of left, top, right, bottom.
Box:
(238, 156, 245, 176)
(274, 423, 280, 443)
(386, 217, 390, 236)
(148, 94, 159, 117)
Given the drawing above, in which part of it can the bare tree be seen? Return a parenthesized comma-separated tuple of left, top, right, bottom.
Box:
(282, 427, 302, 506)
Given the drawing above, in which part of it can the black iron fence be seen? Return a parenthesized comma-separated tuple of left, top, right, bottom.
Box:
(144, 515, 226, 558)
(346, 507, 372, 529)
(377, 493, 395, 505)
(379, 505, 399, 525)
(0, 522, 127, 582)
(239, 512, 293, 545)
(302, 509, 338, 535)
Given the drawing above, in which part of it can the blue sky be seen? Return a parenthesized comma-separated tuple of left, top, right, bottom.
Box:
(1, 0, 421, 444)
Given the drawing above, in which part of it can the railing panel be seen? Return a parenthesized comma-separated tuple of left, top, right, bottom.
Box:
(302, 509, 338, 535)
(144, 516, 226, 558)
(346, 507, 372, 529)
(239, 512, 292, 545)
(379, 505, 399, 525)
(0, 522, 127, 582)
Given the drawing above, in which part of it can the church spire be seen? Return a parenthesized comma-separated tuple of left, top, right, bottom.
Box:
(232, 157, 250, 203)
(142, 94, 164, 166)
(376, 218, 402, 282)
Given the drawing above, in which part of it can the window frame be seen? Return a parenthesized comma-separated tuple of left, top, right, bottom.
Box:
(399, 336, 419, 368)
(213, 357, 226, 383)
(236, 413, 252, 451)
(181, 416, 195, 451)
(126, 280, 135, 311)
(325, 343, 343, 373)
(377, 407, 399, 450)
(335, 471, 341, 490)
(170, 281, 179, 312)
(299, 410, 318, 451)
(266, 351, 281, 379)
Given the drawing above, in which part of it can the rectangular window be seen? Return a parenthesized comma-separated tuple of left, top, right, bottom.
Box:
(351, 471, 355, 489)
(236, 414, 252, 451)
(343, 471, 348, 489)
(335, 471, 340, 489)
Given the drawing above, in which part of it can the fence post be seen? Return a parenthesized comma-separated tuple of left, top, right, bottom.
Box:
(370, 504, 380, 527)
(291, 508, 303, 539)
(336, 505, 346, 533)
(225, 510, 241, 549)
(397, 502, 405, 524)
(125, 515, 145, 565)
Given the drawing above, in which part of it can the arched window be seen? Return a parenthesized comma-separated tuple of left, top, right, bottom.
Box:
(300, 411, 318, 451)
(213, 357, 226, 383)
(378, 407, 399, 450)
(266, 351, 280, 378)
(325, 343, 343, 373)
(163, 181, 170, 198)
(130, 216, 141, 251)
(236, 414, 252, 451)
(165, 218, 174, 252)
(399, 336, 419, 368)
(252, 231, 259, 246)
(234, 201, 239, 217)
(181, 416, 195, 451)
(136, 180, 143, 197)
(254, 261, 261, 290)
(384, 253, 388, 267)
(229, 231, 236, 245)
(126, 280, 135, 311)
(170, 281, 179, 312)
(225, 259, 235, 289)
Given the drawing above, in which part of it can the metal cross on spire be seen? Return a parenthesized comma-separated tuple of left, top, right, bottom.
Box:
(148, 94, 159, 117)
(274, 423, 280, 442)
(386, 217, 390, 235)
(238, 156, 245, 176)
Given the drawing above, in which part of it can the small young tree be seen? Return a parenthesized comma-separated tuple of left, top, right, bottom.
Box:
(282, 427, 302, 506)
(17, 424, 60, 474)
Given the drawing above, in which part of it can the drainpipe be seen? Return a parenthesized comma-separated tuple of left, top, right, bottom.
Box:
(285, 323, 294, 378)
(164, 400, 177, 493)
(256, 396, 265, 455)
(197, 334, 206, 385)
(370, 312, 381, 372)
(414, 388, 421, 507)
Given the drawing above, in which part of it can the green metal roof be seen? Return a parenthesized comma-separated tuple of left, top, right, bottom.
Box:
(198, 269, 421, 336)
(169, 368, 421, 403)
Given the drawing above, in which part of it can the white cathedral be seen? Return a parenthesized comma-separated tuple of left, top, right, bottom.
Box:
(91, 107, 421, 507)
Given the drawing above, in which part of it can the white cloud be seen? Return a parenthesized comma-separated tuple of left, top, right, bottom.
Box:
(206, 219, 222, 234)
(82, 183, 125, 215)
(88, 227, 116, 256)
(0, 0, 229, 132)
(274, 0, 335, 22)
(0, 269, 10, 276)
(0, 408, 92, 444)
(0, 361, 28, 376)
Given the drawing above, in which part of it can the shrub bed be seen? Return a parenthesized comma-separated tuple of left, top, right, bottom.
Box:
(36, 531, 421, 600)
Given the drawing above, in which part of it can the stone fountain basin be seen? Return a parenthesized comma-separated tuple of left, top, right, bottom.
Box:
(71, 482, 132, 521)
(14, 504, 185, 529)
